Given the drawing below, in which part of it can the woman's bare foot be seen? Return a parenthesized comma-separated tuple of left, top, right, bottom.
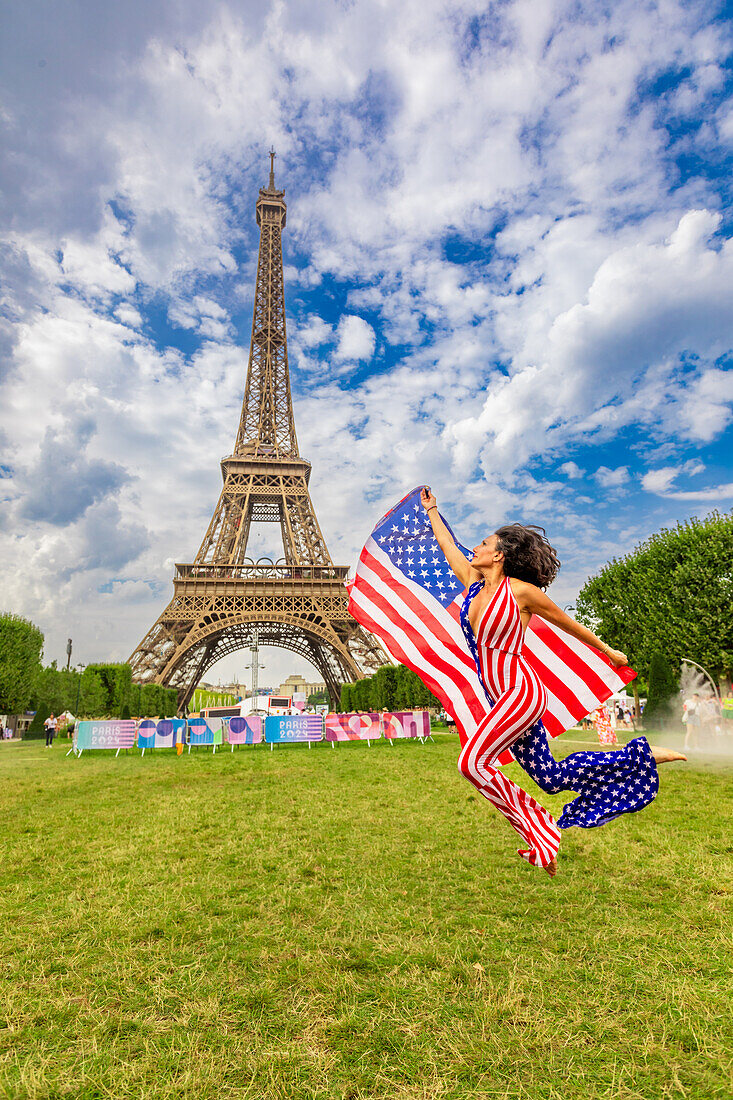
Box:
(650, 745, 687, 764)
(545, 858, 558, 878)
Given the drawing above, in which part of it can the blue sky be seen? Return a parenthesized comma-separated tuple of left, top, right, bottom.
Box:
(1, 0, 732, 687)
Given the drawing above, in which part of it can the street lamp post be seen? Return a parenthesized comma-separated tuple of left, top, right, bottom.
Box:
(681, 657, 721, 700)
(244, 627, 265, 713)
(75, 664, 85, 717)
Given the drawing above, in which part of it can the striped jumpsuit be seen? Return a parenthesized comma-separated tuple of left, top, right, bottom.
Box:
(457, 575, 561, 868)
(458, 576, 660, 867)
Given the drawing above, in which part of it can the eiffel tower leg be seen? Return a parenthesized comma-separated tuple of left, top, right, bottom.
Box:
(302, 638, 355, 709)
(177, 641, 217, 712)
(342, 624, 390, 676)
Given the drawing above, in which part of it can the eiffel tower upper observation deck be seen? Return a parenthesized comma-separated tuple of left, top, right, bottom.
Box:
(128, 152, 387, 708)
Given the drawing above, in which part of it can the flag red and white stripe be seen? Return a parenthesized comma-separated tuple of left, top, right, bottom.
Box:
(349, 535, 635, 763)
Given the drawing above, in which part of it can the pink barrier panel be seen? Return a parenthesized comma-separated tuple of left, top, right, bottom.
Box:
(325, 712, 381, 743)
(226, 716, 263, 745)
(381, 711, 431, 740)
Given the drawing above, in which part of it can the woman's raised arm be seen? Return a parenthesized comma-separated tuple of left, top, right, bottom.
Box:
(514, 581, 628, 667)
(420, 487, 477, 588)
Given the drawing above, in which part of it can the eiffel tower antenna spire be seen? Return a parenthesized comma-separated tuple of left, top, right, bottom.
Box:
(232, 150, 298, 464)
(128, 158, 387, 709)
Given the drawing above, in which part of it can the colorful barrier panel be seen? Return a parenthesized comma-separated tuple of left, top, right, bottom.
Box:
(264, 714, 324, 748)
(226, 715, 263, 748)
(187, 716, 224, 752)
(75, 719, 137, 756)
(154, 718, 186, 748)
(325, 712, 381, 746)
(71, 712, 431, 761)
(137, 719, 157, 753)
(136, 718, 187, 753)
(210, 716, 224, 749)
(381, 710, 431, 743)
(153, 718, 174, 748)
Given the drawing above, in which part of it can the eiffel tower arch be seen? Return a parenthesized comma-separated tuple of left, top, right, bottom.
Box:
(129, 153, 387, 709)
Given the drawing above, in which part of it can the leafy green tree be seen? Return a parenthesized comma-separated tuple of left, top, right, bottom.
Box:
(85, 663, 114, 712)
(113, 665, 133, 715)
(351, 677, 371, 711)
(129, 683, 142, 717)
(393, 665, 410, 709)
(84, 663, 134, 715)
(137, 682, 177, 716)
(339, 664, 441, 713)
(31, 663, 81, 716)
(644, 651, 679, 727)
(0, 612, 44, 715)
(27, 702, 51, 738)
(78, 669, 108, 717)
(140, 683, 158, 715)
(339, 683, 353, 711)
(394, 666, 434, 709)
(576, 510, 733, 683)
(370, 666, 399, 710)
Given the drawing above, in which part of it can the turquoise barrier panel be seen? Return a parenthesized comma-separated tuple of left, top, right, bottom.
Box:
(137, 720, 156, 750)
(188, 717, 213, 745)
(264, 715, 324, 744)
(76, 720, 137, 754)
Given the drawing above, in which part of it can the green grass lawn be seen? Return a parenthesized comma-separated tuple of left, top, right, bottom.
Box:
(1, 733, 731, 1099)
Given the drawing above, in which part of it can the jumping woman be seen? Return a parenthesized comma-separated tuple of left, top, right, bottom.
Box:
(420, 486, 685, 877)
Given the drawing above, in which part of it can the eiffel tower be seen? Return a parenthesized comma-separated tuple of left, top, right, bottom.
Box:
(129, 152, 386, 709)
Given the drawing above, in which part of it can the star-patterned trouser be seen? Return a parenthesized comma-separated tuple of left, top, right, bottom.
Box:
(510, 725, 660, 828)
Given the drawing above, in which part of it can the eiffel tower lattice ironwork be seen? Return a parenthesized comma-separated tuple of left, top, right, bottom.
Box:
(129, 153, 387, 708)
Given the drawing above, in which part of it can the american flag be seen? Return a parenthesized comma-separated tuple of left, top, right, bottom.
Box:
(348, 487, 635, 763)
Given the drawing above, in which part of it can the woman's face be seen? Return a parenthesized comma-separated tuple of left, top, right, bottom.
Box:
(472, 533, 503, 569)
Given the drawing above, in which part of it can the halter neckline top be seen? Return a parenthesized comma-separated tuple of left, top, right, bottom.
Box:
(461, 576, 525, 657)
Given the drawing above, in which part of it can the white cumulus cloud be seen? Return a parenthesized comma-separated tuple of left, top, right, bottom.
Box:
(333, 314, 376, 363)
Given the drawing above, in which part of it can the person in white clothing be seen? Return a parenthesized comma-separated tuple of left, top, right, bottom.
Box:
(45, 713, 57, 747)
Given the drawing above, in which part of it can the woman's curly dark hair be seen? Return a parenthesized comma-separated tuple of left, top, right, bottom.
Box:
(494, 523, 560, 589)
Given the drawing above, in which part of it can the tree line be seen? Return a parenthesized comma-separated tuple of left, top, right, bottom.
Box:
(576, 510, 732, 722)
(3, 510, 729, 730)
(340, 664, 440, 713)
(0, 612, 177, 730)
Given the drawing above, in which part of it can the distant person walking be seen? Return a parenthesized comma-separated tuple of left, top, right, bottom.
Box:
(593, 704, 617, 744)
(44, 713, 57, 747)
